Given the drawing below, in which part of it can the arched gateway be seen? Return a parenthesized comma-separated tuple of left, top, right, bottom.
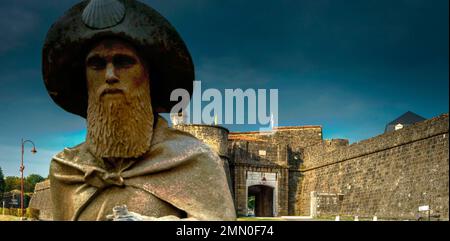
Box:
(246, 171, 278, 217)
(248, 185, 275, 217)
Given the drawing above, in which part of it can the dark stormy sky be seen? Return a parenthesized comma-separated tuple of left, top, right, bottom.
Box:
(0, 0, 448, 176)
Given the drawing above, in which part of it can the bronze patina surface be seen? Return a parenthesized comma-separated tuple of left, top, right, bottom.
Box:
(50, 116, 235, 221)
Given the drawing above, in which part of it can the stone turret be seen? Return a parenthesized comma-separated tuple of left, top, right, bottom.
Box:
(171, 116, 233, 196)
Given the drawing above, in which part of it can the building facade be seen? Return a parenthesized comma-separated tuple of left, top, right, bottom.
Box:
(30, 113, 449, 220)
(173, 113, 449, 220)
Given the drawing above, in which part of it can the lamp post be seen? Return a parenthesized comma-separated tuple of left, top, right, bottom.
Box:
(20, 138, 37, 220)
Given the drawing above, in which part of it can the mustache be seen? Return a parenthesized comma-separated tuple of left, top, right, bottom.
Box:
(97, 85, 125, 98)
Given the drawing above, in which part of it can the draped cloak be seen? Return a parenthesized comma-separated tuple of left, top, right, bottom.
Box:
(49, 116, 236, 221)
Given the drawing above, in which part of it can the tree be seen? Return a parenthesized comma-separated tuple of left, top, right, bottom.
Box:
(4, 176, 21, 192)
(3, 174, 47, 194)
(25, 174, 45, 193)
(0, 167, 5, 196)
(248, 196, 255, 213)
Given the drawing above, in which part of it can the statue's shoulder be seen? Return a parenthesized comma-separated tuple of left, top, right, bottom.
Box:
(150, 118, 222, 167)
(153, 123, 214, 154)
(162, 126, 202, 143)
(51, 142, 93, 165)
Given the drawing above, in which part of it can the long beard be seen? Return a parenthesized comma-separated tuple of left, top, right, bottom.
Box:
(86, 88, 154, 159)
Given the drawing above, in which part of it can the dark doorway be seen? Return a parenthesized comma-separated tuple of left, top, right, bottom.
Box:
(248, 185, 274, 217)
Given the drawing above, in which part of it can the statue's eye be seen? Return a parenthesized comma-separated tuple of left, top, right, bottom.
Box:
(114, 55, 136, 68)
(86, 56, 106, 70)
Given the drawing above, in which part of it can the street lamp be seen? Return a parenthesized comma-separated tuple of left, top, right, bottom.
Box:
(20, 138, 37, 220)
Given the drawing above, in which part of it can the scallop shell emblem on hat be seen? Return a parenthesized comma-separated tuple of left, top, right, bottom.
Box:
(82, 0, 126, 29)
(43, 0, 195, 117)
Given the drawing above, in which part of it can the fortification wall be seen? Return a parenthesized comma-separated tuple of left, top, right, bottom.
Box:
(172, 124, 235, 200)
(302, 139, 349, 168)
(297, 114, 449, 219)
(28, 180, 53, 220)
(232, 164, 289, 216)
(229, 126, 323, 215)
(229, 139, 288, 167)
(173, 124, 229, 158)
(230, 126, 323, 152)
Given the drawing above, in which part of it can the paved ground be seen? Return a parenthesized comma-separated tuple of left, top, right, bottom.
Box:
(0, 215, 21, 221)
(238, 216, 325, 221)
(238, 216, 381, 221)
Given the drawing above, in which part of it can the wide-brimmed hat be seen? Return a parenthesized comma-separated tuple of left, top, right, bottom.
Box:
(42, 0, 194, 118)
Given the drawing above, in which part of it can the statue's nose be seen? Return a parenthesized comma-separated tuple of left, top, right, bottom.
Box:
(105, 63, 119, 84)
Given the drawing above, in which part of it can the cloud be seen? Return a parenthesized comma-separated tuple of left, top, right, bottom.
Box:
(0, 144, 57, 177)
(144, 0, 211, 14)
(38, 130, 87, 149)
(277, 81, 395, 142)
(0, 126, 86, 177)
(0, 66, 85, 137)
(0, 7, 40, 54)
(196, 56, 271, 89)
(282, 83, 380, 120)
(0, 68, 42, 100)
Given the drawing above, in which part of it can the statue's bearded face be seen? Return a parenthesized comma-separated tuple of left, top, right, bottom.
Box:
(85, 39, 154, 159)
